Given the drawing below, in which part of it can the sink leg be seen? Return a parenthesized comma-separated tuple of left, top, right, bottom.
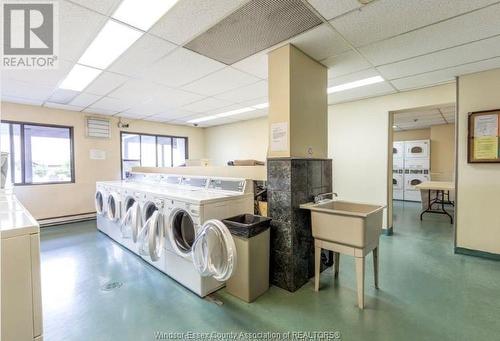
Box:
(315, 246, 321, 291)
(355, 256, 365, 309)
(373, 247, 379, 289)
(334, 252, 340, 278)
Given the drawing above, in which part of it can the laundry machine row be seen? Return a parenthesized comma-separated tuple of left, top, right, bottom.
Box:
(95, 173, 254, 297)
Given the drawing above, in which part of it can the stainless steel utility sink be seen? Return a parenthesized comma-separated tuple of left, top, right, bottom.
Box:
(300, 200, 385, 248)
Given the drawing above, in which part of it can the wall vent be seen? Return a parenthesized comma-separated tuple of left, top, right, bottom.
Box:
(86, 117, 111, 139)
(184, 0, 322, 65)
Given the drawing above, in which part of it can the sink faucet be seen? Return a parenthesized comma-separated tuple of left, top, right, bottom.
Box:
(314, 192, 338, 204)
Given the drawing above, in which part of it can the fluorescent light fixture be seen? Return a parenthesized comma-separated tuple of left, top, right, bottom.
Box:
(253, 102, 269, 109)
(188, 106, 262, 124)
(327, 76, 384, 94)
(78, 20, 142, 69)
(112, 0, 179, 31)
(59, 64, 102, 91)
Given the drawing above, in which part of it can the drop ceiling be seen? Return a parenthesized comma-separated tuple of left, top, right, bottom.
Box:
(2, 0, 500, 127)
(393, 105, 456, 131)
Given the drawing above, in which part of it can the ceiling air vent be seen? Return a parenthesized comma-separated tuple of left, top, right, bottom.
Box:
(86, 117, 111, 139)
(184, 0, 323, 65)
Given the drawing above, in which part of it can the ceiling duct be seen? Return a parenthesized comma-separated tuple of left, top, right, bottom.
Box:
(184, 0, 322, 65)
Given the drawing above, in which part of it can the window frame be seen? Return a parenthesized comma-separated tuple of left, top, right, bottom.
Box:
(1, 120, 76, 186)
(120, 131, 188, 179)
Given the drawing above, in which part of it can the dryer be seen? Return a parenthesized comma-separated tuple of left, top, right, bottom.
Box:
(393, 141, 405, 160)
(404, 174, 430, 202)
(96, 183, 111, 236)
(405, 140, 430, 158)
(393, 174, 404, 200)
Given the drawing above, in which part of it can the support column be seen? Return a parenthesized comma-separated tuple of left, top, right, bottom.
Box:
(267, 44, 331, 291)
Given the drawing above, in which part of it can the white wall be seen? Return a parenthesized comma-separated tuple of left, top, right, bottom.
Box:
(0, 102, 205, 220)
(456, 68, 500, 254)
(204, 117, 269, 166)
(328, 84, 456, 229)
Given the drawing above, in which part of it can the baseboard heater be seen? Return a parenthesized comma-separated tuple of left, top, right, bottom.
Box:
(39, 212, 96, 227)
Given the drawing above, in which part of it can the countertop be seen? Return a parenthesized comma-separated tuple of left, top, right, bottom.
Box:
(0, 191, 39, 238)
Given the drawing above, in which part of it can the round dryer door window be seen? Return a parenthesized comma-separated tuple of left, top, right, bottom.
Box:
(95, 191, 105, 215)
(107, 193, 120, 221)
(168, 208, 196, 257)
(192, 220, 236, 282)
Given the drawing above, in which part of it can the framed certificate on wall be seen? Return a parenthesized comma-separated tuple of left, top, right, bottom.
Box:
(468, 109, 500, 163)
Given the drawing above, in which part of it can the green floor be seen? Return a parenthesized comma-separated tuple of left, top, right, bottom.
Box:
(40, 201, 500, 341)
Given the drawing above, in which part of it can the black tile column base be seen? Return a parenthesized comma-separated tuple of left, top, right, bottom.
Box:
(267, 158, 333, 292)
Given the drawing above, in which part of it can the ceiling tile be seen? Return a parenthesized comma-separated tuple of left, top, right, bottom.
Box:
(89, 96, 135, 113)
(84, 71, 129, 96)
(239, 97, 268, 107)
(181, 67, 260, 96)
(328, 81, 395, 104)
(47, 89, 80, 104)
(140, 48, 225, 87)
(378, 35, 500, 80)
(125, 89, 204, 115)
(391, 57, 500, 91)
(150, 0, 249, 45)
(0, 60, 73, 88)
(68, 0, 122, 15)
(109, 34, 177, 77)
(1, 95, 44, 106)
(59, 1, 108, 62)
(214, 80, 268, 103)
(1, 80, 54, 101)
(70, 93, 101, 107)
(232, 52, 268, 79)
(290, 23, 351, 61)
(181, 97, 235, 113)
(44, 102, 84, 112)
(330, 0, 499, 47)
(323, 50, 372, 78)
(83, 108, 117, 116)
(307, 0, 362, 20)
(360, 3, 500, 66)
(227, 109, 268, 123)
(108, 79, 164, 103)
(328, 68, 381, 85)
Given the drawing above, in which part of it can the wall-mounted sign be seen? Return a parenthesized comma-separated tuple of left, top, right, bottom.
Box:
(90, 149, 106, 160)
(270, 122, 288, 152)
(468, 110, 500, 163)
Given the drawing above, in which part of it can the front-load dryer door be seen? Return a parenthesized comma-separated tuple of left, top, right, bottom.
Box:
(121, 201, 140, 239)
(167, 208, 197, 258)
(137, 202, 159, 256)
(107, 193, 121, 221)
(95, 190, 106, 215)
(191, 220, 236, 282)
(148, 211, 164, 262)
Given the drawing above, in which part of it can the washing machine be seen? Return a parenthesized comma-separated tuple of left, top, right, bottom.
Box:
(162, 177, 253, 297)
(393, 174, 404, 200)
(405, 140, 430, 158)
(96, 184, 111, 235)
(404, 174, 430, 202)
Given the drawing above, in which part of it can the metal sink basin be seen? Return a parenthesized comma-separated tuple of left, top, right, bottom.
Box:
(301, 200, 385, 248)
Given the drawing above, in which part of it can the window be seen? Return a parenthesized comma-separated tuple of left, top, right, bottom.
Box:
(0, 121, 74, 185)
(121, 132, 188, 179)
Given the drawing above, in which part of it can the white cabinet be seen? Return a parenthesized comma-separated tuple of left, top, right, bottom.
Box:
(1, 193, 43, 341)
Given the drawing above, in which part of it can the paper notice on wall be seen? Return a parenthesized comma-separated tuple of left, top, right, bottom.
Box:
(90, 149, 106, 160)
(474, 114, 498, 137)
(474, 136, 498, 159)
(271, 122, 288, 152)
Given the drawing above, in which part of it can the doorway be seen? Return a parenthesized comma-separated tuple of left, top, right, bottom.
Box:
(388, 104, 456, 241)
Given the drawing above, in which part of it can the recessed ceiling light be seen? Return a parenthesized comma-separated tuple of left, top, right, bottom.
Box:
(112, 0, 179, 31)
(59, 64, 102, 91)
(327, 76, 384, 94)
(78, 20, 142, 69)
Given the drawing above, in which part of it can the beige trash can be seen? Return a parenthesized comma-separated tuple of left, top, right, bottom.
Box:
(223, 214, 271, 303)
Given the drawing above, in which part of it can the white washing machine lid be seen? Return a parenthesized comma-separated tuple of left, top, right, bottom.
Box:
(191, 219, 236, 282)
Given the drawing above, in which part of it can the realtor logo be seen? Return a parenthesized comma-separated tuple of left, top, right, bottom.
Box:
(2, 1, 58, 68)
